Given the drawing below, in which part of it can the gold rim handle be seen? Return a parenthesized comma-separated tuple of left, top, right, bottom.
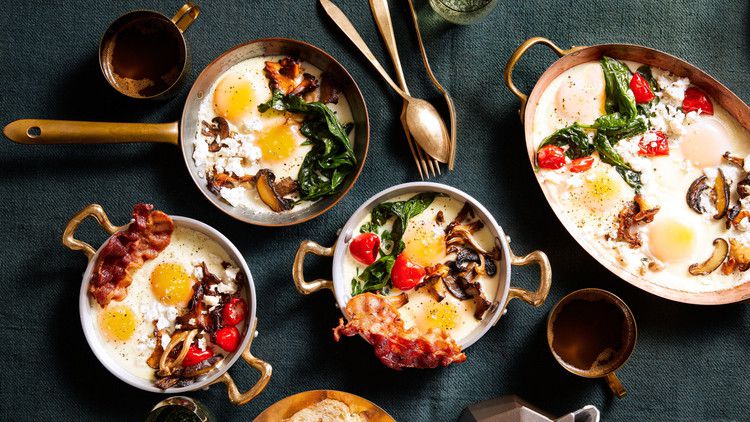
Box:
(503, 37, 586, 122)
(62, 204, 124, 260)
(605, 372, 627, 398)
(210, 319, 272, 406)
(3, 119, 179, 145)
(172, 2, 200, 33)
(507, 238, 552, 307)
(293, 240, 335, 295)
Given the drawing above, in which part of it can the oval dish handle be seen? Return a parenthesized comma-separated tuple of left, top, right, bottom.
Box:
(293, 240, 335, 294)
(507, 238, 552, 307)
(503, 37, 587, 122)
(210, 319, 272, 406)
(62, 204, 124, 260)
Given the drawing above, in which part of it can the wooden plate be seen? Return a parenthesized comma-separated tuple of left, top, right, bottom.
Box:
(254, 390, 395, 421)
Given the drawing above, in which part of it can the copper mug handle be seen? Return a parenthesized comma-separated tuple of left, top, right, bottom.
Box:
(209, 318, 272, 406)
(293, 240, 335, 294)
(172, 2, 200, 33)
(505, 236, 552, 308)
(62, 204, 125, 259)
(605, 371, 627, 398)
(503, 37, 587, 122)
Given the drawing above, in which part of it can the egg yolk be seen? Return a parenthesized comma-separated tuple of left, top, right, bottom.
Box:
(256, 123, 298, 162)
(100, 305, 137, 342)
(424, 302, 458, 330)
(680, 119, 730, 167)
(403, 225, 446, 267)
(648, 218, 696, 263)
(213, 73, 256, 126)
(555, 63, 606, 125)
(581, 171, 623, 212)
(150, 263, 195, 307)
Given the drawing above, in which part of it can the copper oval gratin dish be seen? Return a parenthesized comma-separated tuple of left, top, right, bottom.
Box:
(63, 204, 271, 403)
(5, 38, 369, 227)
(504, 36, 750, 304)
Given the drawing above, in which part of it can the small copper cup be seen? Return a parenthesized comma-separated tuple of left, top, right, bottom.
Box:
(547, 288, 637, 398)
(99, 2, 199, 99)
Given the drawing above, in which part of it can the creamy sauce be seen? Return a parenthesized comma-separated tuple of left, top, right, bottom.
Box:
(341, 194, 501, 343)
(533, 60, 750, 293)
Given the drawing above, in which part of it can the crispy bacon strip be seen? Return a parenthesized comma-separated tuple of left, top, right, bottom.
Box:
(333, 293, 466, 370)
(89, 204, 173, 307)
(265, 57, 302, 94)
(264, 57, 320, 97)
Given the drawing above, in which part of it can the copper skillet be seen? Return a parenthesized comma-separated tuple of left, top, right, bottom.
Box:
(504, 36, 750, 304)
(3, 38, 369, 227)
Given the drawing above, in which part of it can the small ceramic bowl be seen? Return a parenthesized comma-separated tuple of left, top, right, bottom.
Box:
(293, 182, 552, 350)
(62, 204, 271, 404)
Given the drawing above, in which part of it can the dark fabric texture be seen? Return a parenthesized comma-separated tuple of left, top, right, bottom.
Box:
(1, 0, 748, 420)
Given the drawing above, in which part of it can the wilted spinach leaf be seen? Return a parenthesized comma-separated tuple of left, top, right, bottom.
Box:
(258, 91, 357, 201)
(590, 113, 647, 143)
(537, 123, 594, 161)
(351, 192, 441, 295)
(601, 56, 637, 119)
(594, 133, 642, 191)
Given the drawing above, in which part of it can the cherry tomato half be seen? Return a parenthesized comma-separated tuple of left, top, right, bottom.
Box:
(349, 232, 380, 265)
(222, 298, 247, 326)
(682, 87, 713, 115)
(638, 130, 669, 156)
(537, 145, 566, 170)
(391, 254, 425, 291)
(215, 326, 241, 353)
(182, 345, 214, 367)
(569, 156, 595, 173)
(630, 73, 655, 104)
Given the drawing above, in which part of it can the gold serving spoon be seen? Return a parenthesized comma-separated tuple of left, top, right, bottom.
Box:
(320, 0, 451, 164)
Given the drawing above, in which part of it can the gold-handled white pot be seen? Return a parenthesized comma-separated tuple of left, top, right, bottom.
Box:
(293, 182, 552, 349)
(63, 204, 271, 405)
(504, 36, 750, 304)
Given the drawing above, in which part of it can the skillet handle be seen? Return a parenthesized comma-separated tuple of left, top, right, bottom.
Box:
(293, 240, 335, 294)
(62, 204, 125, 260)
(503, 37, 586, 122)
(3, 119, 179, 145)
(210, 319, 272, 406)
(506, 237, 552, 307)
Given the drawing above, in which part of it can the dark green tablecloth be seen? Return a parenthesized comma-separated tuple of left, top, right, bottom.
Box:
(1, 0, 748, 420)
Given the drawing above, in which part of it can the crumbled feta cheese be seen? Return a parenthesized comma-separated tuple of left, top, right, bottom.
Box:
(203, 294, 220, 307)
(197, 336, 207, 351)
(214, 281, 238, 295)
(224, 266, 239, 281)
(220, 187, 252, 208)
(161, 333, 172, 350)
(651, 67, 690, 103)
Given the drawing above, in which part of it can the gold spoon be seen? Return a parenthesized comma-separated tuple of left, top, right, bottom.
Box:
(320, 0, 450, 164)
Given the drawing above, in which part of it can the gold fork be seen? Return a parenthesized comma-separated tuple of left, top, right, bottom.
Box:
(406, 0, 457, 170)
(370, 0, 441, 179)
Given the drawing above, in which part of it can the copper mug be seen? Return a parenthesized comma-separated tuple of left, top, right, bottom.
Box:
(547, 288, 637, 398)
(99, 2, 200, 99)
